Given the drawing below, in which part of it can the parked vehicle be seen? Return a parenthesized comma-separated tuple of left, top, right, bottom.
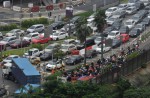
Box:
(148, 13, 150, 18)
(94, 37, 102, 44)
(119, 26, 130, 34)
(105, 7, 118, 17)
(117, 4, 128, 10)
(141, 17, 150, 26)
(51, 21, 65, 30)
(113, 10, 126, 18)
(32, 36, 52, 44)
(106, 16, 122, 25)
(70, 16, 80, 24)
(124, 19, 136, 29)
(128, 0, 140, 6)
(40, 52, 52, 61)
(3, 55, 19, 63)
(119, 34, 130, 43)
(103, 26, 114, 34)
(136, 10, 148, 18)
(112, 38, 122, 48)
(0, 32, 3, 39)
(135, 23, 146, 32)
(129, 28, 141, 37)
(125, 6, 137, 14)
(65, 55, 83, 65)
(61, 23, 75, 33)
(27, 24, 44, 33)
(23, 48, 42, 58)
(112, 20, 122, 30)
(131, 14, 143, 23)
(83, 50, 97, 58)
(95, 45, 111, 53)
(5, 29, 25, 37)
(50, 32, 68, 40)
(140, 0, 150, 6)
(62, 39, 76, 44)
(44, 43, 60, 52)
(29, 57, 41, 65)
(46, 60, 64, 70)
(60, 44, 77, 54)
(9, 39, 30, 48)
(0, 88, 6, 97)
(107, 31, 120, 39)
(0, 44, 5, 51)
(23, 32, 39, 41)
(0, 36, 17, 46)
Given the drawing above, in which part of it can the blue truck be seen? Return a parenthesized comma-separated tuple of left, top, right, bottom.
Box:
(2, 58, 41, 85)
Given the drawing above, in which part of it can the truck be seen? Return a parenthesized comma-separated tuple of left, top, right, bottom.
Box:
(2, 58, 41, 85)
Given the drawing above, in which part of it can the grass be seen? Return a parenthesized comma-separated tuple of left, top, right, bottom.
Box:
(141, 32, 150, 41)
(120, 0, 128, 3)
(126, 51, 140, 60)
(74, 11, 93, 18)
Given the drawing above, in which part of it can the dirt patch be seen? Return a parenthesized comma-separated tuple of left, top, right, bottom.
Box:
(125, 62, 150, 87)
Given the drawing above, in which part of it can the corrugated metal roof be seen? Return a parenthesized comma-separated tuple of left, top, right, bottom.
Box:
(12, 58, 40, 76)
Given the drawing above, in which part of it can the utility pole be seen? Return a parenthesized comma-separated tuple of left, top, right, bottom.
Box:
(84, 30, 87, 66)
(101, 33, 104, 59)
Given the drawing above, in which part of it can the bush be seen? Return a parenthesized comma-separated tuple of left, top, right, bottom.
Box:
(0, 24, 18, 31)
(126, 51, 139, 60)
(141, 63, 147, 68)
(31, 44, 43, 51)
(21, 18, 49, 28)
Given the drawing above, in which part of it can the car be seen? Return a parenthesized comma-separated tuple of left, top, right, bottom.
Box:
(112, 20, 122, 30)
(119, 34, 130, 43)
(9, 39, 30, 48)
(129, 28, 141, 37)
(65, 55, 83, 65)
(83, 50, 97, 58)
(106, 16, 122, 25)
(112, 38, 122, 48)
(135, 24, 146, 32)
(112, 10, 126, 18)
(0, 36, 17, 46)
(124, 19, 136, 29)
(43, 43, 60, 52)
(27, 24, 44, 33)
(5, 29, 25, 37)
(142, 0, 150, 6)
(125, 6, 137, 14)
(107, 31, 120, 39)
(23, 48, 42, 58)
(40, 52, 52, 61)
(94, 37, 102, 44)
(3, 55, 20, 63)
(62, 39, 76, 44)
(148, 13, 150, 18)
(134, 2, 145, 11)
(117, 4, 128, 10)
(145, 5, 150, 11)
(46, 60, 64, 70)
(103, 26, 115, 34)
(31, 36, 52, 44)
(95, 44, 111, 53)
(128, 0, 140, 6)
(61, 23, 75, 33)
(141, 17, 150, 26)
(50, 32, 68, 40)
(131, 14, 143, 23)
(105, 7, 118, 17)
(70, 16, 80, 24)
(60, 44, 77, 54)
(136, 10, 148, 18)
(51, 21, 65, 30)
(119, 26, 130, 34)
(23, 32, 39, 41)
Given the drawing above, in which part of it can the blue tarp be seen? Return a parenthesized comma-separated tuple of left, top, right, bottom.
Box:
(15, 84, 40, 94)
(12, 58, 40, 76)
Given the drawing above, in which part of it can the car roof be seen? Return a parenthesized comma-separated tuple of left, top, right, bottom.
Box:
(62, 44, 74, 46)
(49, 43, 59, 46)
(29, 48, 38, 51)
(111, 31, 119, 33)
(8, 55, 19, 57)
(32, 24, 44, 26)
(108, 7, 118, 9)
(64, 39, 75, 42)
(5, 36, 16, 38)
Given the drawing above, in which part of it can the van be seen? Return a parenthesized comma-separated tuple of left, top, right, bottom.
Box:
(27, 24, 45, 33)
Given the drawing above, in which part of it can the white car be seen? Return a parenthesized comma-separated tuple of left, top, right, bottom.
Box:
(50, 32, 68, 40)
(23, 32, 39, 41)
(125, 6, 137, 14)
(94, 37, 102, 44)
(124, 19, 136, 29)
(5, 29, 25, 37)
(105, 7, 118, 17)
(46, 61, 63, 70)
(3, 55, 20, 63)
(23, 48, 42, 58)
(117, 4, 128, 10)
(95, 45, 111, 53)
(27, 24, 45, 33)
(147, 13, 150, 18)
(107, 31, 120, 39)
(60, 44, 77, 54)
(106, 16, 121, 25)
(87, 17, 95, 27)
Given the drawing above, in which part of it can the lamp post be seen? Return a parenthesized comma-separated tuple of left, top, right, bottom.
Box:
(101, 33, 104, 59)
(84, 30, 87, 66)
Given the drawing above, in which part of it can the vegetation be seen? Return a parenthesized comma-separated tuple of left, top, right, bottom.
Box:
(75, 11, 93, 18)
(126, 51, 140, 60)
(0, 24, 18, 31)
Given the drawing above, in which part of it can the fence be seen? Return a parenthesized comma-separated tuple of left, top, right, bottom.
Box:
(90, 48, 150, 84)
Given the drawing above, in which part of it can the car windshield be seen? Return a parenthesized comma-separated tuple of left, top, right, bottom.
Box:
(2, 37, 9, 42)
(61, 45, 69, 49)
(136, 25, 142, 28)
(29, 26, 35, 29)
(14, 40, 21, 44)
(126, 22, 132, 25)
(118, 4, 125, 8)
(8, 30, 15, 33)
(28, 51, 33, 56)
(126, 8, 132, 11)
(130, 30, 137, 33)
(133, 16, 139, 20)
(109, 33, 116, 36)
(6, 57, 12, 60)
(48, 61, 56, 65)
(53, 33, 59, 36)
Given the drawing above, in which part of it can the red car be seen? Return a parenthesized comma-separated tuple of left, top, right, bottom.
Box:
(32, 36, 52, 44)
(10, 39, 30, 48)
(119, 34, 130, 43)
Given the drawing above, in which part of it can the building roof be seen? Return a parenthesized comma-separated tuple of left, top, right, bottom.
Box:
(12, 58, 40, 76)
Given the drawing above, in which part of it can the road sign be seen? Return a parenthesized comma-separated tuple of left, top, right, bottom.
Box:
(31, 6, 40, 12)
(93, 4, 96, 12)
